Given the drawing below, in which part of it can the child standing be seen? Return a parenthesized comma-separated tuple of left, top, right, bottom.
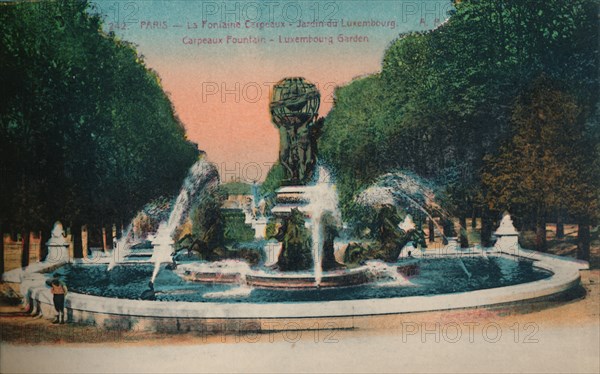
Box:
(47, 274, 68, 324)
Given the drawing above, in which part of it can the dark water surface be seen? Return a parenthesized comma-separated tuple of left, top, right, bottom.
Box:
(61, 257, 551, 303)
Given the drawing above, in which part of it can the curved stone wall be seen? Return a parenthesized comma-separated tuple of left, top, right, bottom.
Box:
(4, 249, 588, 332)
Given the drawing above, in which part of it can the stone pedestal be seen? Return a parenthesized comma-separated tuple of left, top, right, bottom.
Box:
(270, 186, 311, 218)
(45, 222, 70, 264)
(494, 214, 519, 254)
(252, 217, 268, 239)
(46, 244, 70, 263)
(264, 241, 283, 267)
(270, 186, 313, 270)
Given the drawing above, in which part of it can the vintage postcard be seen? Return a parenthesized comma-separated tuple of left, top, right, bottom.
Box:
(1, 0, 598, 373)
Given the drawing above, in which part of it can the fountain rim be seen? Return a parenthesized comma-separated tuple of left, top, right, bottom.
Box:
(9, 248, 587, 321)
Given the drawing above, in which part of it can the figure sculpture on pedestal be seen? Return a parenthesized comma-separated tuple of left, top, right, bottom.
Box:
(270, 77, 323, 186)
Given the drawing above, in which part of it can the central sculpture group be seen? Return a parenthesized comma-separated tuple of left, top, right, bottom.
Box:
(270, 77, 323, 186)
(269, 77, 343, 274)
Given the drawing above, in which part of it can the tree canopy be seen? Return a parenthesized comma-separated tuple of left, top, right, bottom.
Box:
(319, 0, 599, 254)
(0, 0, 199, 235)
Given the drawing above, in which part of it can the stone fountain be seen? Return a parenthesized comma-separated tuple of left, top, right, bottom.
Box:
(244, 77, 370, 288)
(127, 78, 406, 290)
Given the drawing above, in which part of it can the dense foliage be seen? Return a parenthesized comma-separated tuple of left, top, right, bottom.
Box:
(482, 76, 598, 252)
(319, 0, 599, 257)
(0, 1, 199, 252)
(222, 210, 255, 243)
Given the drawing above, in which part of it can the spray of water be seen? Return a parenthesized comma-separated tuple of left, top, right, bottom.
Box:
(107, 159, 218, 274)
(458, 257, 472, 279)
(107, 224, 132, 271)
(357, 172, 448, 239)
(149, 159, 219, 284)
(166, 159, 219, 235)
(365, 261, 416, 287)
(149, 223, 174, 283)
(177, 260, 254, 299)
(304, 166, 341, 286)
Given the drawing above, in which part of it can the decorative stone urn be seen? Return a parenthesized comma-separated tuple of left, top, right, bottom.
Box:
(494, 213, 520, 254)
(45, 221, 70, 264)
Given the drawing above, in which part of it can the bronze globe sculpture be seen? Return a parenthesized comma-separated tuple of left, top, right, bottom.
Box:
(270, 77, 323, 185)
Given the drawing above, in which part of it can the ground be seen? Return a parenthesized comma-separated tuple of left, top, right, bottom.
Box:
(0, 225, 599, 373)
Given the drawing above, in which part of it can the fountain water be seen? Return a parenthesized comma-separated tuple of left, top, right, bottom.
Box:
(165, 159, 219, 235)
(107, 224, 132, 271)
(149, 223, 175, 283)
(365, 261, 415, 287)
(304, 166, 341, 286)
(108, 158, 218, 279)
(148, 159, 219, 282)
(357, 172, 448, 240)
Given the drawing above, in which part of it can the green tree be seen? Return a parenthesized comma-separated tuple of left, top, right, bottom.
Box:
(319, 0, 598, 248)
(0, 0, 198, 262)
(482, 77, 597, 253)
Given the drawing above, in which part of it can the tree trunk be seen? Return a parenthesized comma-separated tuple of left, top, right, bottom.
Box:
(441, 218, 450, 245)
(481, 209, 493, 248)
(101, 226, 107, 251)
(40, 227, 51, 261)
(577, 216, 590, 262)
(72, 222, 83, 259)
(535, 212, 547, 252)
(459, 215, 469, 248)
(115, 221, 122, 240)
(21, 229, 30, 268)
(428, 219, 435, 243)
(105, 224, 113, 250)
(556, 212, 564, 239)
(0, 221, 7, 274)
(471, 208, 477, 229)
(10, 226, 18, 242)
(444, 218, 457, 237)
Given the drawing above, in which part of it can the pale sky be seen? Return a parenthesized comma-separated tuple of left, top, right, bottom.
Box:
(93, 0, 451, 181)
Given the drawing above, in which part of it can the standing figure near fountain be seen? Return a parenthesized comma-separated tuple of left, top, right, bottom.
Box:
(46, 273, 67, 324)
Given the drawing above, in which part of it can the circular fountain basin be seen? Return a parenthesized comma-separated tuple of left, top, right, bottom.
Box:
(8, 248, 587, 332)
